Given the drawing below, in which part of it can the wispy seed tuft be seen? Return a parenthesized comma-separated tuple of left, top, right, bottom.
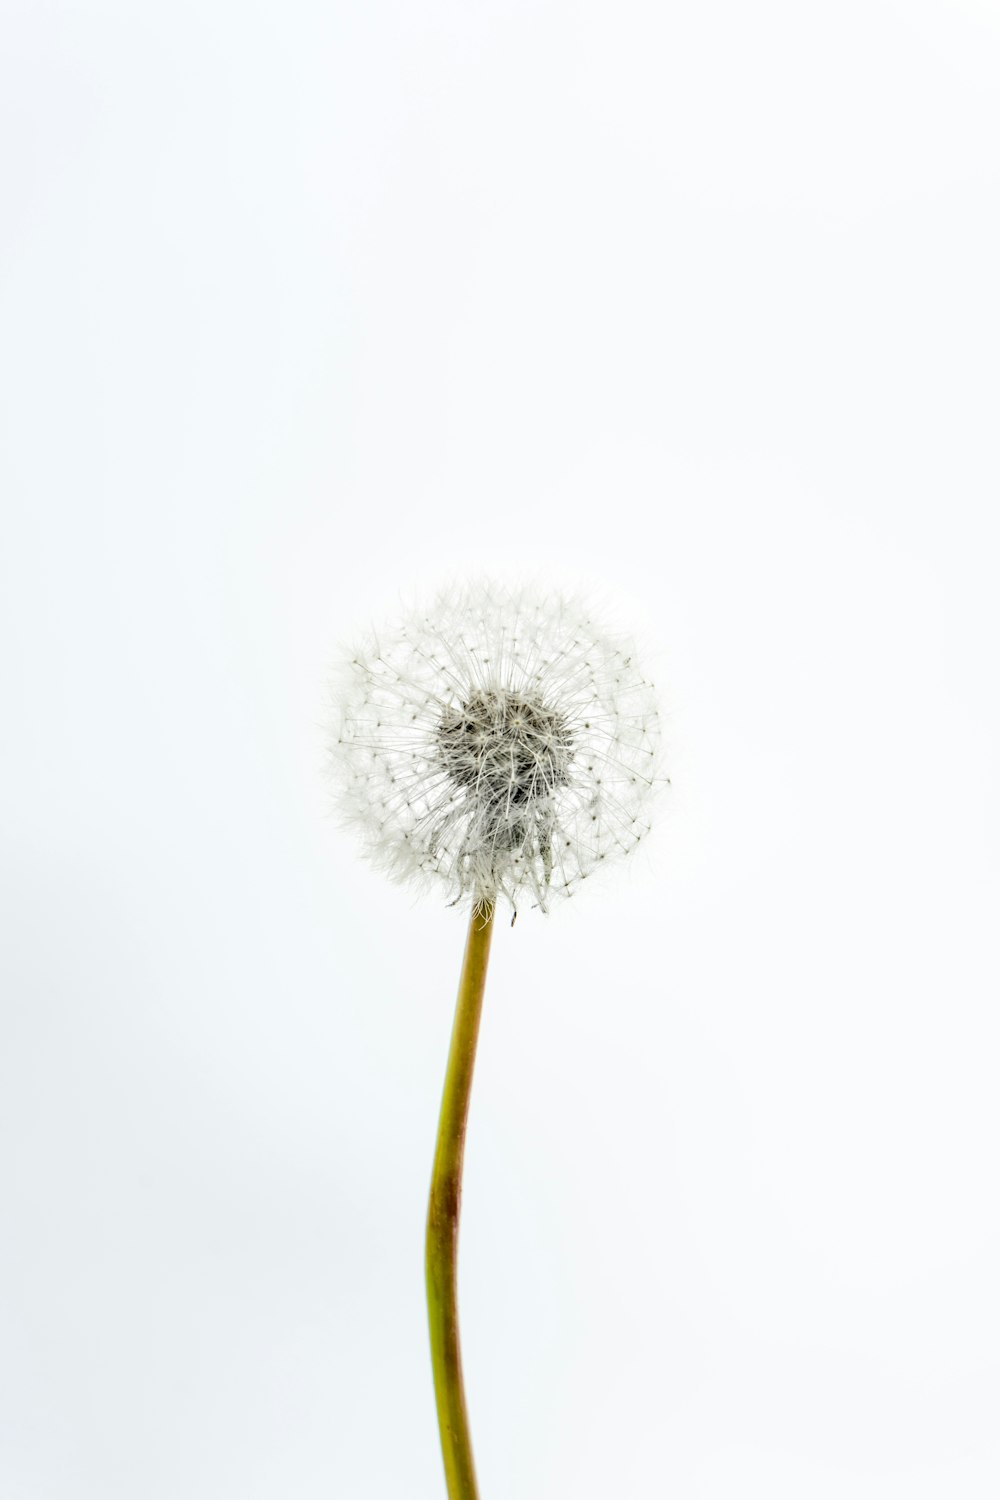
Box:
(329, 581, 661, 914)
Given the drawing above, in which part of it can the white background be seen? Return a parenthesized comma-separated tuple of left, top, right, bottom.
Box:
(3, 2, 1000, 1496)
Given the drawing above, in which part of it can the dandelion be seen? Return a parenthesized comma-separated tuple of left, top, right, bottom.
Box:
(334, 581, 660, 917)
(328, 581, 662, 1500)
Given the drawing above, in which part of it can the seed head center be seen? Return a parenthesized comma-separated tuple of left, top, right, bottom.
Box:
(437, 689, 574, 810)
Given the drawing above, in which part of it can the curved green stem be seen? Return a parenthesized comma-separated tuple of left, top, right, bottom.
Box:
(426, 902, 496, 1500)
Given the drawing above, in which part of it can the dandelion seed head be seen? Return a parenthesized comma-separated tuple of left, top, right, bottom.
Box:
(330, 581, 661, 914)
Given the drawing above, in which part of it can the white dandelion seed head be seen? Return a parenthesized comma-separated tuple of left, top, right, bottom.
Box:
(329, 581, 661, 915)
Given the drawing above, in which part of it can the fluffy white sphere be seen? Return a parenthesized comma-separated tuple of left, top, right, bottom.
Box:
(330, 582, 661, 914)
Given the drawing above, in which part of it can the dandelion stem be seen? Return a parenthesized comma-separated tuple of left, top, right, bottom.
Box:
(426, 902, 495, 1500)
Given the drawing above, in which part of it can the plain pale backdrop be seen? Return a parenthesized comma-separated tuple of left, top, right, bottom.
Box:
(2, 1, 1000, 1496)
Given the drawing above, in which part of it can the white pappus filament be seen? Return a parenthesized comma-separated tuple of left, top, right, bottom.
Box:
(330, 582, 661, 914)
